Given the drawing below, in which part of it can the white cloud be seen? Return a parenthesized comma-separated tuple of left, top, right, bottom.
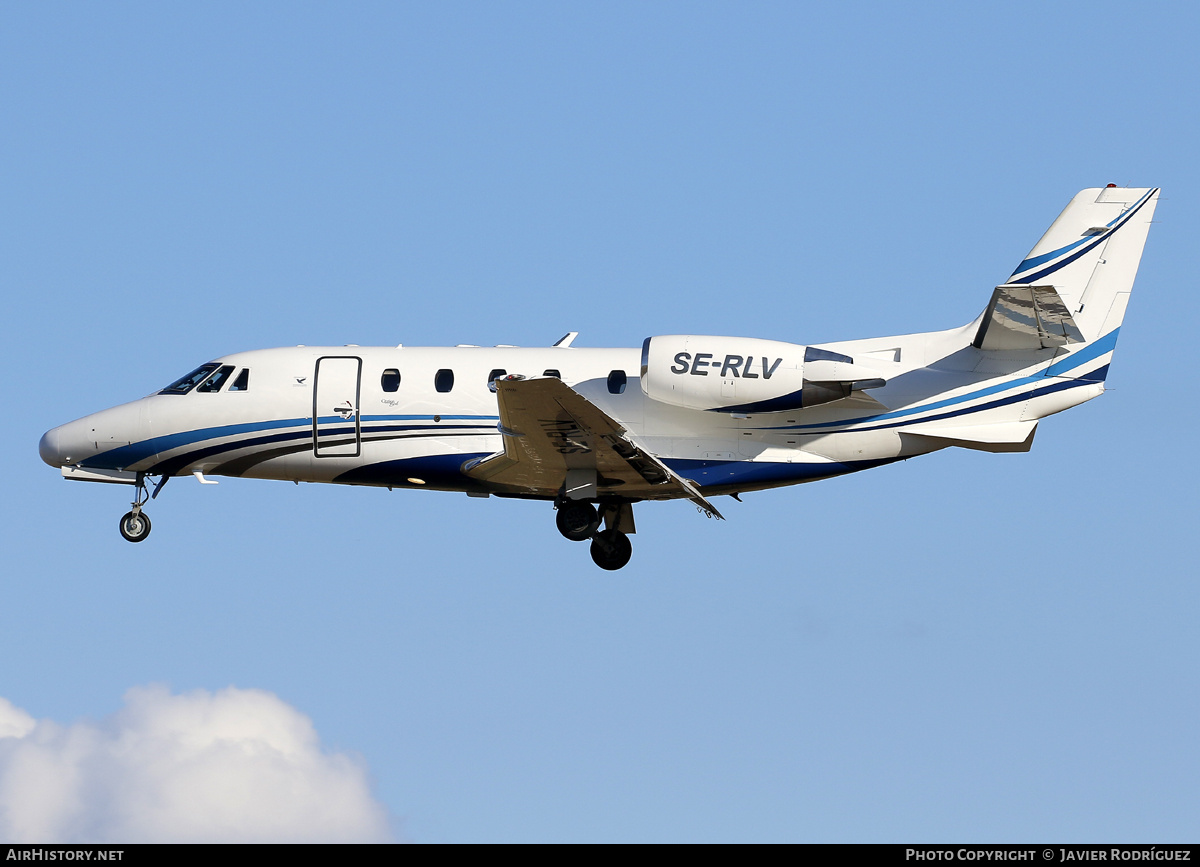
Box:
(0, 685, 395, 843)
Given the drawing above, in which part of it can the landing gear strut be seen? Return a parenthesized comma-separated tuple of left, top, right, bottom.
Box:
(117, 472, 163, 543)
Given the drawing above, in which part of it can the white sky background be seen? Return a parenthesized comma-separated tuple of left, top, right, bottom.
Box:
(2, 1, 1198, 842)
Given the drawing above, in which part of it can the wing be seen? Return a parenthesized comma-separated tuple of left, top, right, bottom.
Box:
(463, 377, 724, 518)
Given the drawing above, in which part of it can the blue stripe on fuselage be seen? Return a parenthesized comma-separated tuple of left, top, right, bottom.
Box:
(769, 329, 1118, 433)
(81, 417, 310, 469)
(664, 456, 901, 488)
(80, 414, 500, 470)
(333, 453, 493, 488)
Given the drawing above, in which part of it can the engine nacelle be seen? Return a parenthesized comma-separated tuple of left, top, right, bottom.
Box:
(640, 335, 805, 412)
(640, 335, 883, 413)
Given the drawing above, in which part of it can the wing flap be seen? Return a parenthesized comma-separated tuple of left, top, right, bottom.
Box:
(464, 378, 724, 518)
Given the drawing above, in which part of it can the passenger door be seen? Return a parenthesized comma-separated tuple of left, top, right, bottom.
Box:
(313, 356, 362, 457)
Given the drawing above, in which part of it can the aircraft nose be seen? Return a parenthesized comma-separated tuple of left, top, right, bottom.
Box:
(39, 426, 64, 468)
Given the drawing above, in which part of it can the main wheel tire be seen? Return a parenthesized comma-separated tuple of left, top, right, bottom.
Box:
(556, 501, 600, 542)
(590, 529, 632, 570)
(119, 510, 151, 543)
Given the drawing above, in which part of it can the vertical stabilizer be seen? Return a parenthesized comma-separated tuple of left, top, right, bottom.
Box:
(1006, 186, 1159, 341)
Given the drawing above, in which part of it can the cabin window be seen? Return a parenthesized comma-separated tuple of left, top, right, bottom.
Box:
(196, 365, 236, 393)
(435, 369, 455, 393)
(487, 368, 509, 393)
(381, 369, 401, 392)
(160, 363, 220, 395)
(229, 369, 250, 392)
(607, 370, 627, 394)
(543, 369, 561, 379)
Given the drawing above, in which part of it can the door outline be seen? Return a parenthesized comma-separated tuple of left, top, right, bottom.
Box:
(313, 356, 363, 458)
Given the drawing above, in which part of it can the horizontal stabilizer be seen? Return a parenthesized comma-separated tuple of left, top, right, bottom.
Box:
(897, 420, 1038, 453)
(973, 284, 1084, 351)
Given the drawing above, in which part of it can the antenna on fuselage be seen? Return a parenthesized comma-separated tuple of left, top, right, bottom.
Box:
(553, 332, 579, 348)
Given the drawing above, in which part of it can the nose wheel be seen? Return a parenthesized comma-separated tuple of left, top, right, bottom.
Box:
(119, 510, 152, 542)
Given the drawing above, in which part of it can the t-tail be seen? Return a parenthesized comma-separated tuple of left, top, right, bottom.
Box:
(972, 186, 1160, 382)
(895, 186, 1159, 454)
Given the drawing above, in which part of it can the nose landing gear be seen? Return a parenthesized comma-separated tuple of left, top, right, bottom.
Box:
(117, 472, 166, 543)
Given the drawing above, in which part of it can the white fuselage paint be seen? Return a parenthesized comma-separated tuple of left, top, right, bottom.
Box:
(38, 320, 1114, 500)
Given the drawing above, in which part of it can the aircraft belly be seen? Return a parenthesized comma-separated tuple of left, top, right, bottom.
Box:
(663, 436, 743, 461)
(799, 429, 906, 463)
(666, 454, 900, 494)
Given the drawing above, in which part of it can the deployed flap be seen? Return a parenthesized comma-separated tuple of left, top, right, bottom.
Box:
(897, 420, 1038, 453)
(464, 378, 724, 518)
(973, 284, 1085, 350)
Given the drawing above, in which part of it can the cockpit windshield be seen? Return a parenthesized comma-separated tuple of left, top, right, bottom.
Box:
(196, 365, 235, 393)
(160, 363, 220, 395)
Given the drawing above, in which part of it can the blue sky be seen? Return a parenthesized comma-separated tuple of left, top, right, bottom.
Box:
(3, 1, 1198, 842)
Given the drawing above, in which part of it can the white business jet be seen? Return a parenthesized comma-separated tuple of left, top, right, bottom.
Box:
(39, 186, 1158, 570)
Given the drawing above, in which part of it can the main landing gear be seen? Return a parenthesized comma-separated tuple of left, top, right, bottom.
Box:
(589, 529, 632, 571)
(117, 472, 166, 543)
(555, 500, 601, 541)
(554, 499, 635, 570)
